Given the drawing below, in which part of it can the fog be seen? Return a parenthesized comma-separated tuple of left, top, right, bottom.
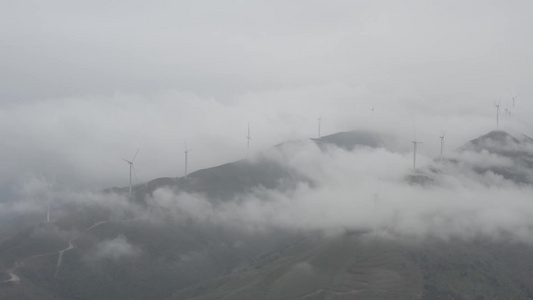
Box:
(90, 235, 141, 261)
(8, 130, 533, 243)
(1, 84, 532, 194)
(2, 1, 533, 242)
(144, 138, 533, 242)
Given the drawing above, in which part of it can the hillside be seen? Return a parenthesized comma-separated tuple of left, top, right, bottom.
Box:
(171, 235, 533, 300)
(1, 130, 533, 300)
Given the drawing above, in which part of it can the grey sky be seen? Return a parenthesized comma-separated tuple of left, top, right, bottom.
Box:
(1, 1, 533, 192)
(2, 0, 532, 100)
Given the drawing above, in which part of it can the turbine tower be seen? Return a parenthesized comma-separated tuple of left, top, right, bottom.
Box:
(247, 123, 252, 150)
(122, 148, 139, 194)
(373, 178, 380, 239)
(505, 101, 510, 116)
(512, 94, 518, 108)
(495, 100, 501, 128)
(439, 130, 446, 163)
(318, 117, 321, 138)
(412, 128, 422, 170)
(45, 173, 55, 223)
(184, 144, 189, 179)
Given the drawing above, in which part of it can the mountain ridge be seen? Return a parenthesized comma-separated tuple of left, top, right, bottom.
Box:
(1, 129, 533, 299)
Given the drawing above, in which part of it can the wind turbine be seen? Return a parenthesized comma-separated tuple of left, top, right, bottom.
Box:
(44, 173, 55, 223)
(512, 94, 518, 108)
(184, 144, 190, 179)
(505, 101, 510, 116)
(246, 123, 252, 150)
(373, 178, 380, 239)
(412, 127, 422, 170)
(495, 100, 501, 128)
(122, 148, 139, 194)
(439, 130, 446, 163)
(318, 117, 322, 138)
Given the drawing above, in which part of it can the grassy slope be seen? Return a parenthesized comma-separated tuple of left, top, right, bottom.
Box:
(170, 234, 533, 300)
(2, 130, 533, 299)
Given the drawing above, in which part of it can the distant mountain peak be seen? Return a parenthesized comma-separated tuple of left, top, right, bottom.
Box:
(312, 130, 384, 151)
(470, 130, 519, 146)
(450, 130, 533, 184)
(460, 130, 524, 154)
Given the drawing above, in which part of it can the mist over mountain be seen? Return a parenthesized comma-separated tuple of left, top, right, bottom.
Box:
(3, 1, 533, 299)
(1, 129, 533, 299)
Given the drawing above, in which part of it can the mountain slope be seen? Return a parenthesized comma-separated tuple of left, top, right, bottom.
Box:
(170, 235, 532, 300)
(107, 130, 386, 202)
(1, 129, 533, 300)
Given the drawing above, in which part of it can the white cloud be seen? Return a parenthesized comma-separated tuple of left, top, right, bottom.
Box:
(2, 0, 533, 246)
(91, 235, 140, 261)
(144, 139, 533, 242)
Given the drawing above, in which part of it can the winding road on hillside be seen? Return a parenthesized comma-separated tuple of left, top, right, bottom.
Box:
(55, 242, 74, 277)
(0, 220, 109, 284)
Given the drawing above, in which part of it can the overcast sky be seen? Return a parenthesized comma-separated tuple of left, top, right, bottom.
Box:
(1, 0, 533, 193)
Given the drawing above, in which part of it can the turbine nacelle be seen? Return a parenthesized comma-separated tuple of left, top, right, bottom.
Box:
(439, 130, 446, 163)
(123, 148, 139, 194)
(122, 159, 133, 165)
(494, 99, 501, 128)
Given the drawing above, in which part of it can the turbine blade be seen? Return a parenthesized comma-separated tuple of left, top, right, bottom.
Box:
(132, 148, 140, 162)
(122, 159, 132, 164)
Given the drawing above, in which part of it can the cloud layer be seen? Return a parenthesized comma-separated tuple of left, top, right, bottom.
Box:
(2, 1, 533, 195)
(142, 138, 533, 242)
(2, 1, 533, 244)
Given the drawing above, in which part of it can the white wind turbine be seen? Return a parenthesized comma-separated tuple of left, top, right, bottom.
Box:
(412, 127, 422, 170)
(44, 173, 55, 223)
(373, 178, 380, 239)
(512, 94, 518, 108)
(439, 130, 446, 163)
(122, 148, 139, 194)
(247, 123, 252, 150)
(505, 101, 510, 116)
(495, 100, 501, 128)
(184, 144, 190, 179)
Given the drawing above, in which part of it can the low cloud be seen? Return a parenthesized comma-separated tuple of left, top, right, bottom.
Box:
(90, 235, 140, 261)
(2, 117, 533, 246)
(145, 139, 533, 243)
